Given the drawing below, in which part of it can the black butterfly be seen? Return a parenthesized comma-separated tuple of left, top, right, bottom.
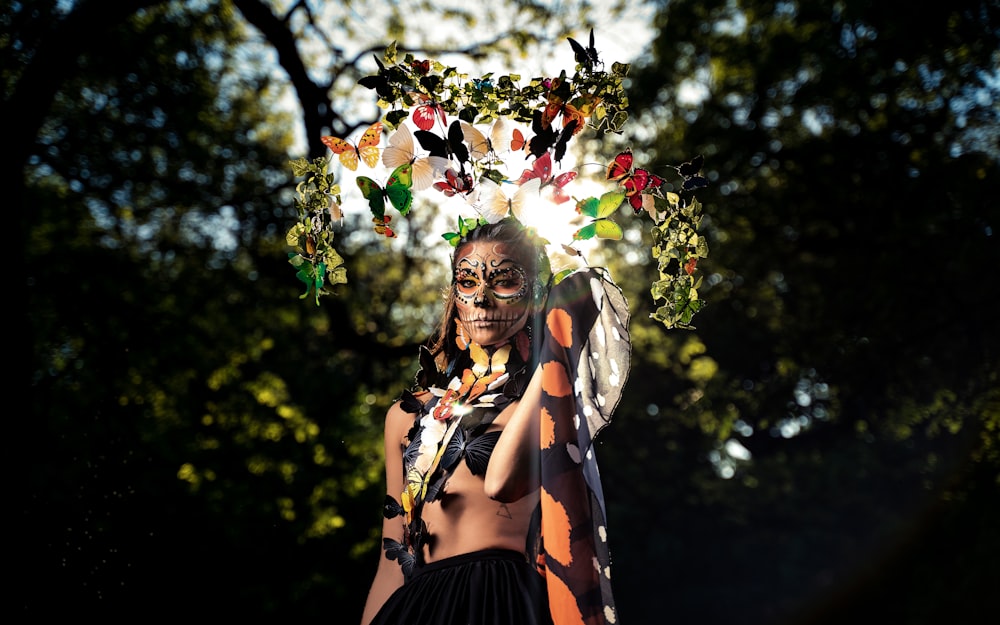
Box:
(438, 427, 501, 476)
(383, 538, 416, 577)
(358, 55, 393, 100)
(399, 389, 424, 415)
(567, 28, 600, 71)
(402, 428, 423, 468)
(676, 155, 708, 190)
(527, 110, 578, 162)
(415, 119, 470, 165)
(383, 494, 405, 520)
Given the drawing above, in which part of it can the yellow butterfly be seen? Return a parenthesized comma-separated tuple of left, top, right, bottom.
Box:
(321, 121, 383, 171)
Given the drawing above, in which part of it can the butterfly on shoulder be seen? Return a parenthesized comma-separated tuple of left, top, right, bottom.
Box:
(574, 189, 626, 241)
(356, 163, 414, 220)
(321, 121, 383, 171)
(382, 123, 449, 190)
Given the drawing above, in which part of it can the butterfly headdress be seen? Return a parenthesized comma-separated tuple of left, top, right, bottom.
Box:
(286, 30, 711, 330)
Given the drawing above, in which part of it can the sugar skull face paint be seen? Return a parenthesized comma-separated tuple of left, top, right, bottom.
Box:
(453, 241, 532, 346)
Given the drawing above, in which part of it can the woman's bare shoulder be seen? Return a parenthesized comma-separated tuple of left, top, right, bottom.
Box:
(384, 391, 429, 432)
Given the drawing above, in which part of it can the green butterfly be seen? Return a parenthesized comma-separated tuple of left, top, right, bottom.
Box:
(573, 189, 625, 240)
(442, 215, 486, 246)
(356, 163, 414, 220)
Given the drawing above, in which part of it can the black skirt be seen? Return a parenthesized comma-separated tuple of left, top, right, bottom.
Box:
(369, 549, 554, 625)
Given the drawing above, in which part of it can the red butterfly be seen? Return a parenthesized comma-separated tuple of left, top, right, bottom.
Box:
(606, 149, 664, 213)
(373, 215, 396, 238)
(516, 152, 577, 204)
(408, 93, 447, 131)
(433, 167, 474, 197)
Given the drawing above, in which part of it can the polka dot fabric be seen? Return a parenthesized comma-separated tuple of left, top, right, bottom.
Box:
(531, 267, 630, 625)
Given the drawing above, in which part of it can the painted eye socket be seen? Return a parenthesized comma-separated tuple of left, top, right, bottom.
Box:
(490, 274, 525, 296)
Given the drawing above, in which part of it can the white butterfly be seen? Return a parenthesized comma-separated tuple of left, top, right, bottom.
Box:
(469, 177, 542, 223)
(460, 118, 517, 164)
(382, 123, 449, 190)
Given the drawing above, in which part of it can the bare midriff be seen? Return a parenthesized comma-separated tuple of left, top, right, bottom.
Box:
(413, 402, 539, 564)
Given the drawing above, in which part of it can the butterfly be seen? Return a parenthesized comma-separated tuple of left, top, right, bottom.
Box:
(460, 118, 515, 163)
(510, 127, 527, 152)
(415, 119, 470, 165)
(606, 148, 665, 212)
(358, 55, 393, 99)
(574, 190, 625, 240)
(383, 494, 405, 520)
(410, 59, 430, 75)
(567, 28, 600, 71)
(383, 538, 416, 577)
(515, 152, 577, 204)
(409, 93, 447, 131)
(442, 215, 487, 246)
(372, 215, 395, 238)
(540, 73, 588, 134)
(471, 177, 542, 223)
(439, 428, 502, 476)
(676, 154, 708, 190)
(527, 109, 578, 161)
(321, 121, 383, 171)
(382, 123, 449, 190)
(433, 167, 475, 197)
(356, 163, 413, 220)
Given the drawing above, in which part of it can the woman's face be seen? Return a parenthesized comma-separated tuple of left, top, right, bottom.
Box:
(453, 240, 532, 346)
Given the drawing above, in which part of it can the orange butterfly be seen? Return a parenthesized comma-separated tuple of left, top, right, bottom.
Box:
(321, 121, 383, 171)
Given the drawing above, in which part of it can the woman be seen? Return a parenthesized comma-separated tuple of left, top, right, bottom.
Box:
(361, 217, 631, 625)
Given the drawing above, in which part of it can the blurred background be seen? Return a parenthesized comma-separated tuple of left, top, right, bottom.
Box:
(13, 0, 999, 622)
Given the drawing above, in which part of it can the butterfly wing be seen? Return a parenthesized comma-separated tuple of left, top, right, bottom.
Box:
(577, 190, 624, 220)
(461, 121, 490, 162)
(384, 164, 414, 215)
(356, 175, 386, 219)
(415, 128, 448, 158)
(412, 101, 445, 131)
(510, 128, 526, 152)
(464, 431, 502, 476)
(411, 155, 449, 190)
(470, 178, 510, 224)
(321, 135, 361, 171)
(382, 124, 416, 169)
(447, 120, 470, 164)
(621, 168, 651, 196)
(590, 219, 624, 240)
(677, 154, 705, 178)
(357, 121, 383, 168)
(509, 177, 542, 220)
(606, 149, 634, 182)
